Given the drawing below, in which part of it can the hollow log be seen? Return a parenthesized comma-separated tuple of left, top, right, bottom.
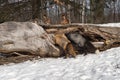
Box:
(1, 22, 120, 65)
(42, 23, 120, 50)
(0, 22, 120, 58)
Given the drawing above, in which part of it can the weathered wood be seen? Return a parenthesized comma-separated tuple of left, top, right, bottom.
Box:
(1, 22, 120, 65)
(0, 22, 120, 58)
(42, 24, 120, 38)
(0, 22, 60, 57)
(42, 24, 120, 50)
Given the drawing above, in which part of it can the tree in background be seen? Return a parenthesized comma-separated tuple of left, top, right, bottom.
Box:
(90, 0, 105, 23)
(0, 0, 120, 24)
(82, 0, 86, 23)
(31, 0, 41, 19)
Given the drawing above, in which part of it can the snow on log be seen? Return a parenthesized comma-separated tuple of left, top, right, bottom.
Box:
(0, 22, 60, 57)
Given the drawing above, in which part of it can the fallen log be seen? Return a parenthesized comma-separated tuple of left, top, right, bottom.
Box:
(0, 22, 61, 57)
(0, 22, 120, 58)
(0, 22, 119, 65)
(42, 23, 120, 51)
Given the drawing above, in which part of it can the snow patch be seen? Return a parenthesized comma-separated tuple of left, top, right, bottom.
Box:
(97, 23, 120, 27)
(0, 47, 120, 80)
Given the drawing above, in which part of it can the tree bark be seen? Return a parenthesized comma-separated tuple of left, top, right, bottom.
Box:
(31, 0, 41, 19)
(90, 0, 105, 23)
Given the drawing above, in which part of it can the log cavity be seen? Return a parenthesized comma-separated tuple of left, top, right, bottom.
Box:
(83, 33, 105, 42)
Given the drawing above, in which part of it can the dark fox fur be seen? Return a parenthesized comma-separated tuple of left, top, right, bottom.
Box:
(65, 31, 96, 55)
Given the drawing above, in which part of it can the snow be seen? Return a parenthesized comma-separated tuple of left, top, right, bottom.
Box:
(0, 23, 120, 80)
(0, 47, 120, 80)
(97, 23, 120, 27)
(70, 23, 120, 28)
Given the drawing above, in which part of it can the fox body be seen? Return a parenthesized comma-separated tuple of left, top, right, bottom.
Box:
(54, 33, 76, 58)
(66, 31, 96, 55)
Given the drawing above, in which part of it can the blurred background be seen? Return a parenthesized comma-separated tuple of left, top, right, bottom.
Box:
(0, 0, 120, 24)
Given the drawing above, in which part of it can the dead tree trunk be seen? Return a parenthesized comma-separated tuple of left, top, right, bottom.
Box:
(0, 22, 120, 58)
(0, 22, 60, 57)
(1, 22, 120, 65)
(42, 24, 120, 50)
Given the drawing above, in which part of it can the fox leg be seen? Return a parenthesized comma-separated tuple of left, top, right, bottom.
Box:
(65, 43, 76, 58)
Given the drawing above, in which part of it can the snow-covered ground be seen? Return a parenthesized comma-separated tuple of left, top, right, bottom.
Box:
(0, 47, 120, 80)
(0, 23, 120, 80)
